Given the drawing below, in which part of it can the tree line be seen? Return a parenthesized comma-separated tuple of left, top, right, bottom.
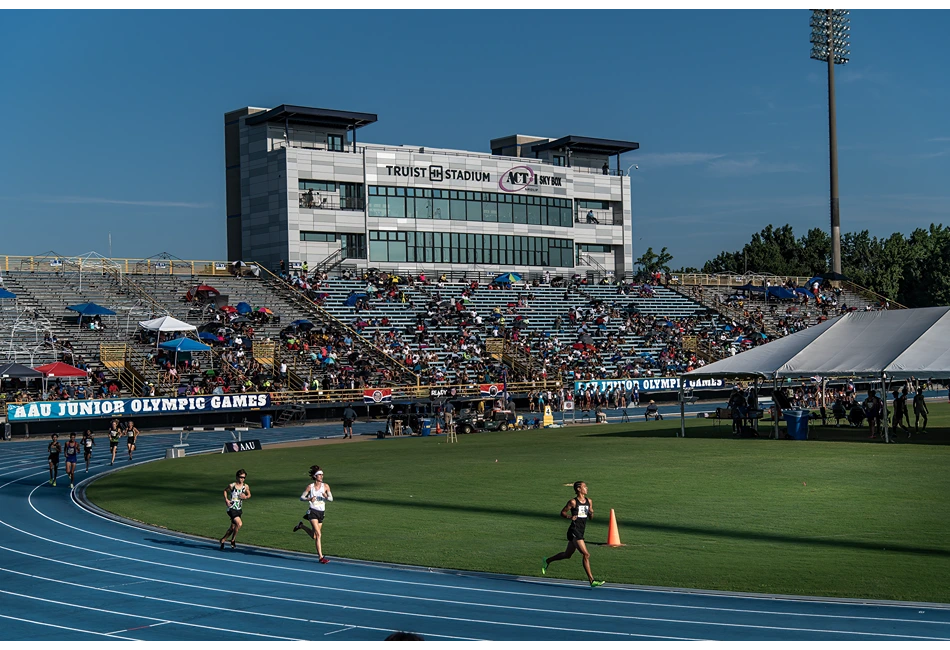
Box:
(634, 223, 950, 308)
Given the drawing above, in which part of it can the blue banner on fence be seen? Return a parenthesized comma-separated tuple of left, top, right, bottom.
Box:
(6, 393, 271, 422)
(573, 378, 726, 394)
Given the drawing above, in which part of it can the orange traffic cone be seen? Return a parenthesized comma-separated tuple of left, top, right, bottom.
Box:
(436, 422, 443, 434)
(606, 509, 625, 547)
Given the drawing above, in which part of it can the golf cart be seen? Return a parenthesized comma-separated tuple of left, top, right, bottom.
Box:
(456, 409, 515, 435)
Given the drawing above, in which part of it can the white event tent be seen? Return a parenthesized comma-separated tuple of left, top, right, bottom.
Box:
(679, 307, 950, 439)
(138, 316, 199, 348)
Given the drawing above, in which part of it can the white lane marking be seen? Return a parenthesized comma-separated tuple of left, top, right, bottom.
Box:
(0, 612, 138, 640)
(0, 547, 697, 640)
(104, 621, 170, 635)
(0, 566, 479, 642)
(0, 587, 295, 640)
(323, 625, 356, 636)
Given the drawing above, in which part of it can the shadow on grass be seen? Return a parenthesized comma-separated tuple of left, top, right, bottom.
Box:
(335, 495, 950, 558)
(582, 422, 950, 445)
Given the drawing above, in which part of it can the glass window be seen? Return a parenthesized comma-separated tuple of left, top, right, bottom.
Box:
(368, 196, 388, 217)
(388, 196, 406, 218)
(327, 134, 343, 152)
(467, 200, 482, 221)
(388, 240, 407, 262)
(527, 204, 541, 224)
(498, 202, 512, 223)
(370, 240, 388, 261)
(368, 186, 378, 196)
(433, 198, 449, 220)
(450, 199, 466, 220)
(415, 197, 432, 219)
(482, 200, 497, 222)
(513, 202, 527, 224)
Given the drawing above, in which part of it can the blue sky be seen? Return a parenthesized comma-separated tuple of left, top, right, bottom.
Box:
(1, 9, 949, 269)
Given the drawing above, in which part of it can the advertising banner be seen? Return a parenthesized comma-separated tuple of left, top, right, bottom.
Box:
(6, 393, 271, 422)
(222, 440, 263, 453)
(573, 378, 726, 394)
(479, 383, 505, 398)
(363, 388, 393, 404)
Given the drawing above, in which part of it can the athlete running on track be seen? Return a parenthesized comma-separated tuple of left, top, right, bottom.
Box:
(63, 432, 80, 488)
(108, 420, 121, 465)
(294, 465, 333, 563)
(47, 434, 61, 486)
(541, 481, 605, 588)
(81, 429, 95, 473)
(126, 420, 139, 460)
(220, 469, 251, 550)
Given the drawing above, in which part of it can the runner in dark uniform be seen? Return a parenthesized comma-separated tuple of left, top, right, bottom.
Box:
(47, 434, 61, 486)
(81, 429, 95, 473)
(541, 481, 604, 588)
(220, 469, 250, 550)
(126, 421, 139, 461)
(63, 433, 79, 488)
(108, 420, 121, 465)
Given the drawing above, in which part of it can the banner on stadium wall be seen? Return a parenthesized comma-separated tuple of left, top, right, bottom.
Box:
(6, 393, 271, 422)
(480, 383, 505, 398)
(574, 378, 726, 394)
(363, 388, 393, 404)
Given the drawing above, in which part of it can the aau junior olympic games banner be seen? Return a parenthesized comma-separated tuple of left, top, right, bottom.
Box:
(7, 393, 271, 422)
(574, 378, 727, 394)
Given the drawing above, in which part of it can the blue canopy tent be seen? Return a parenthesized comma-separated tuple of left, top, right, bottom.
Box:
(794, 287, 813, 297)
(736, 283, 765, 293)
(345, 292, 369, 307)
(66, 302, 117, 327)
(0, 288, 16, 299)
(493, 272, 522, 285)
(158, 336, 212, 367)
(236, 302, 253, 314)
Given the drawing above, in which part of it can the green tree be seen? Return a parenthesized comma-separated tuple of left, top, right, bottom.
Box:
(635, 246, 673, 274)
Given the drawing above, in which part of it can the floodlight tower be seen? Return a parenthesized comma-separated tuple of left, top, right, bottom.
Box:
(810, 9, 850, 275)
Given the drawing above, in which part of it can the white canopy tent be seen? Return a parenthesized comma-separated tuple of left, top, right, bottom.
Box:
(138, 315, 199, 349)
(679, 307, 950, 440)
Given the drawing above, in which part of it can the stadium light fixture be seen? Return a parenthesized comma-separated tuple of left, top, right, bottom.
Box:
(810, 9, 850, 276)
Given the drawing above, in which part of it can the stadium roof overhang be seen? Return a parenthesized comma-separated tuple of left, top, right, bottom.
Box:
(531, 135, 640, 156)
(244, 105, 378, 130)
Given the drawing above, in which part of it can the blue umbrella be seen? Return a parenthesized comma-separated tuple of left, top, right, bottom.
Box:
(198, 332, 219, 342)
(236, 302, 252, 314)
(290, 319, 312, 327)
(723, 325, 733, 331)
(66, 302, 116, 316)
(0, 288, 15, 300)
(492, 272, 522, 284)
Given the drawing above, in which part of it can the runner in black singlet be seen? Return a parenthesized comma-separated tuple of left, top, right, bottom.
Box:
(220, 469, 251, 550)
(108, 420, 121, 465)
(126, 421, 139, 460)
(47, 434, 61, 486)
(541, 481, 604, 588)
(63, 432, 79, 488)
(81, 429, 95, 473)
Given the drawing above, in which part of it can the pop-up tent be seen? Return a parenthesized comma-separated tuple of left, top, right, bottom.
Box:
(139, 315, 199, 349)
(67, 301, 117, 327)
(158, 337, 212, 367)
(679, 307, 950, 439)
(0, 362, 43, 379)
(34, 362, 87, 378)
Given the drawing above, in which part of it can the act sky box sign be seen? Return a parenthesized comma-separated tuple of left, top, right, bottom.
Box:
(7, 394, 271, 422)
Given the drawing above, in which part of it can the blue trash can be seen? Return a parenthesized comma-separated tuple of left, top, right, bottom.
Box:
(261, 415, 272, 429)
(421, 419, 432, 436)
(783, 409, 809, 440)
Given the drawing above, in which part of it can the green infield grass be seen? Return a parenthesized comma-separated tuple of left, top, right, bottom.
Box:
(87, 402, 950, 603)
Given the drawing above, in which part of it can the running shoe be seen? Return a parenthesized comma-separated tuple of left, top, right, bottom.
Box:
(219, 540, 225, 551)
(48, 479, 53, 485)
(70, 482, 74, 488)
(319, 557, 330, 564)
(52, 480, 56, 486)
(230, 540, 236, 549)
(541, 558, 548, 575)
(293, 522, 303, 532)
(590, 580, 605, 588)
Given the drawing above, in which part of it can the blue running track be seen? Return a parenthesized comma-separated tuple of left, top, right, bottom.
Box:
(1, 420, 948, 641)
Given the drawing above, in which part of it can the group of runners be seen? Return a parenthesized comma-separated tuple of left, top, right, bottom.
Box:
(46, 419, 140, 488)
(220, 464, 334, 564)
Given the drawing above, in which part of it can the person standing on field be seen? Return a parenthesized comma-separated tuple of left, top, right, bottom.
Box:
(914, 388, 929, 433)
(342, 404, 357, 439)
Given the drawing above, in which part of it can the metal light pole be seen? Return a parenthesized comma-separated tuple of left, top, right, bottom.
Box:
(810, 9, 850, 275)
